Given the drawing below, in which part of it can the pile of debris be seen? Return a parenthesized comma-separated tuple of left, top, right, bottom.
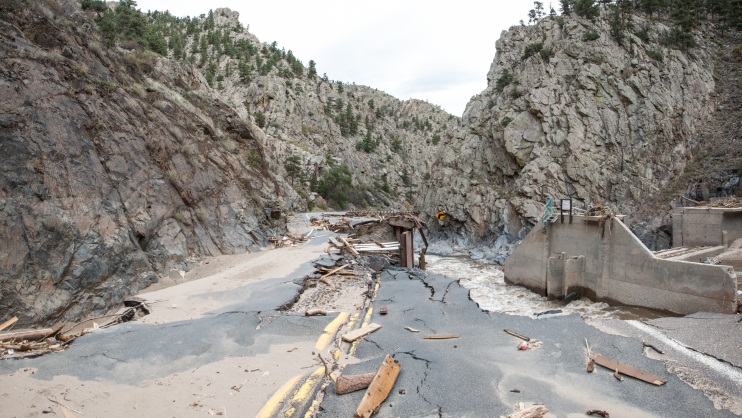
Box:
(268, 234, 308, 248)
(310, 216, 352, 233)
(698, 196, 742, 208)
(1, 299, 149, 359)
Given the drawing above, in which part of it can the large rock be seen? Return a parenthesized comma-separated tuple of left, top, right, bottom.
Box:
(0, 1, 287, 325)
(420, 13, 717, 257)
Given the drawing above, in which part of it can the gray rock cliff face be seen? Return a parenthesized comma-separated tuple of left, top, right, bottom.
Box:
(180, 9, 459, 210)
(420, 14, 718, 260)
(0, 1, 287, 325)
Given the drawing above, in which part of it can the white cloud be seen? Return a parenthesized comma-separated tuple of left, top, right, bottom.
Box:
(135, 0, 537, 115)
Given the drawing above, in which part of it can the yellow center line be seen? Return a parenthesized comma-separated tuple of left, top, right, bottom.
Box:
(255, 374, 303, 418)
(284, 366, 326, 417)
(315, 312, 350, 351)
(350, 280, 380, 355)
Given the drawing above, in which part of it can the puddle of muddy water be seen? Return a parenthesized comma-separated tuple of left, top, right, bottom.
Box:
(424, 255, 674, 320)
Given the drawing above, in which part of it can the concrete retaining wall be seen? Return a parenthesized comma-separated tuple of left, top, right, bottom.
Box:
(504, 217, 738, 314)
(673, 207, 742, 247)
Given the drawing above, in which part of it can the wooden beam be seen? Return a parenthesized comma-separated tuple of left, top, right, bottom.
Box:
(353, 355, 400, 418)
(329, 237, 343, 247)
(335, 373, 375, 395)
(590, 354, 667, 385)
(0, 316, 18, 332)
(504, 329, 531, 341)
(320, 263, 350, 280)
(341, 237, 359, 256)
(0, 328, 53, 342)
(342, 323, 382, 343)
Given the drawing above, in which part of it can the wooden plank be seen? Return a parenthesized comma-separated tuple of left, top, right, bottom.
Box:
(0, 328, 53, 342)
(336, 373, 375, 395)
(342, 323, 382, 343)
(423, 334, 459, 340)
(353, 355, 400, 418)
(341, 237, 359, 256)
(328, 237, 343, 247)
(320, 263, 350, 280)
(590, 353, 667, 386)
(399, 231, 414, 268)
(355, 248, 398, 253)
(0, 316, 18, 332)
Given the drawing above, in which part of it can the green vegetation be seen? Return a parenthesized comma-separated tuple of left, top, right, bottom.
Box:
(356, 129, 378, 153)
(315, 165, 353, 209)
(254, 110, 266, 128)
(556, 0, 741, 52)
(647, 49, 663, 61)
(522, 42, 543, 60)
(284, 155, 305, 186)
(501, 116, 513, 127)
(335, 103, 359, 136)
(495, 69, 514, 93)
(572, 0, 600, 20)
(582, 30, 600, 41)
(431, 134, 441, 145)
(540, 47, 555, 61)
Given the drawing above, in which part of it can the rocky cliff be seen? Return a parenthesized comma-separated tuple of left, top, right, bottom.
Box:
(0, 0, 290, 325)
(420, 12, 729, 261)
(160, 8, 458, 210)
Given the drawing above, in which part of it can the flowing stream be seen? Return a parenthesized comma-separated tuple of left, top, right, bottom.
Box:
(424, 255, 673, 320)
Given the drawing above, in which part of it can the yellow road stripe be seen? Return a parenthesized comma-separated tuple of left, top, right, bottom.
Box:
(255, 374, 303, 418)
(315, 312, 350, 351)
(350, 280, 380, 355)
(284, 367, 326, 417)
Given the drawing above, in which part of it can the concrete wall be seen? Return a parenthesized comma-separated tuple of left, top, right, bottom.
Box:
(505, 217, 738, 314)
(673, 207, 742, 247)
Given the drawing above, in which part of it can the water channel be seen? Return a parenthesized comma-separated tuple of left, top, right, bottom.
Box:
(424, 255, 673, 320)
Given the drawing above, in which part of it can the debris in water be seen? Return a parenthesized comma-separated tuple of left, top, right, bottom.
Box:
(564, 292, 581, 305)
(534, 309, 562, 317)
(586, 410, 610, 417)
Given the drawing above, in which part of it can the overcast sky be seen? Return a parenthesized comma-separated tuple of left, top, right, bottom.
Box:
(136, 1, 538, 116)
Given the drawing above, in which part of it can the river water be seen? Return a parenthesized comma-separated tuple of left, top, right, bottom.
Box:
(424, 255, 672, 320)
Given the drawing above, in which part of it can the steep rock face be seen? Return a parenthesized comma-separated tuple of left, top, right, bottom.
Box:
(170, 9, 459, 209)
(421, 14, 716, 260)
(0, 0, 286, 325)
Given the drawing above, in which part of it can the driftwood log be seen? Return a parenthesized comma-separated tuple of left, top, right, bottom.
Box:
(0, 328, 53, 342)
(336, 373, 376, 395)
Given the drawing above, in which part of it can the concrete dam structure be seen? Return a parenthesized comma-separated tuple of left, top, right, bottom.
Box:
(504, 208, 740, 315)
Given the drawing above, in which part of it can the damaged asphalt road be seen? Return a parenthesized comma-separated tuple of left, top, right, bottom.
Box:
(319, 268, 739, 417)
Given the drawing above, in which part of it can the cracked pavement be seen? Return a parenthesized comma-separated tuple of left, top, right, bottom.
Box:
(318, 268, 740, 417)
